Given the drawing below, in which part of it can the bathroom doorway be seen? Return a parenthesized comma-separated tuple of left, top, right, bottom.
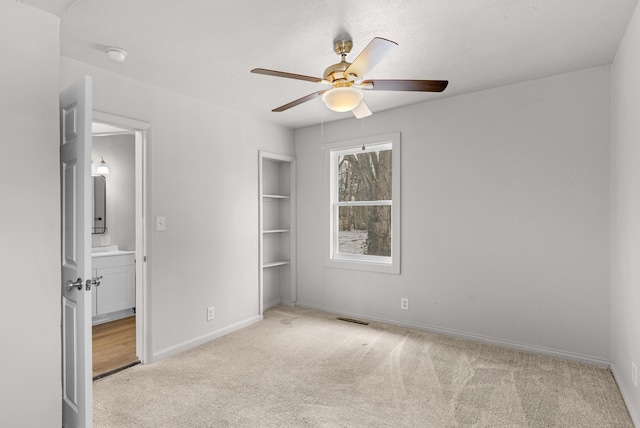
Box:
(91, 112, 149, 377)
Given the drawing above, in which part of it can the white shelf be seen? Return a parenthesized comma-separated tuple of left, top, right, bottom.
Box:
(263, 194, 290, 199)
(263, 229, 290, 234)
(263, 260, 290, 268)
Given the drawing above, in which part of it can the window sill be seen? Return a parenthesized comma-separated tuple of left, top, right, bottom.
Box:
(325, 257, 400, 275)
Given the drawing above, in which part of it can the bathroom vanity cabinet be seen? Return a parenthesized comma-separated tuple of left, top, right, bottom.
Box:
(91, 249, 135, 323)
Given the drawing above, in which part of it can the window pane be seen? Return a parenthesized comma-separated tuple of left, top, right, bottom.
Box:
(338, 205, 391, 257)
(338, 149, 392, 202)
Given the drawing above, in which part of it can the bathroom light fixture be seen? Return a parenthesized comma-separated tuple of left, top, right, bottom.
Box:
(106, 47, 127, 63)
(92, 155, 110, 175)
(322, 86, 364, 113)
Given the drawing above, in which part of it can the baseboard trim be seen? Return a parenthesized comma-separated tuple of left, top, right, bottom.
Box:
(263, 299, 281, 312)
(92, 308, 135, 326)
(152, 315, 263, 363)
(611, 363, 640, 426)
(294, 302, 610, 368)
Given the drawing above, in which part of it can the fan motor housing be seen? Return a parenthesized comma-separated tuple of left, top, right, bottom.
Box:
(324, 40, 358, 84)
(323, 62, 353, 83)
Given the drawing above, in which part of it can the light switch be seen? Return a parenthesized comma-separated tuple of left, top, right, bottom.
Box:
(156, 216, 166, 231)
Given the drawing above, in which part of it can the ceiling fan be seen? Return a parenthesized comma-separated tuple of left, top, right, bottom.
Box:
(251, 37, 448, 119)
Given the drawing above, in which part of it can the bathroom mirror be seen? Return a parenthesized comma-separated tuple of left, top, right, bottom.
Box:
(93, 175, 107, 234)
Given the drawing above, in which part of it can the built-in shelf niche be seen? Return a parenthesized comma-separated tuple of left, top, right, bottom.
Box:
(259, 151, 296, 314)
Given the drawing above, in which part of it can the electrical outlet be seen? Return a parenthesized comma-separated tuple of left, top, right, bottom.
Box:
(207, 306, 215, 321)
(400, 297, 409, 310)
(632, 362, 637, 388)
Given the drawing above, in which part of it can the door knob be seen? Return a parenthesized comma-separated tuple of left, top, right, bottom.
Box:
(66, 278, 83, 291)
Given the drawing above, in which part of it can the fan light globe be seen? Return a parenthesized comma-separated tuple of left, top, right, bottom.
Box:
(322, 87, 363, 112)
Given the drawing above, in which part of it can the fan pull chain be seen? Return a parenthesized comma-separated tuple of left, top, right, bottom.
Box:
(320, 103, 325, 149)
(361, 116, 366, 150)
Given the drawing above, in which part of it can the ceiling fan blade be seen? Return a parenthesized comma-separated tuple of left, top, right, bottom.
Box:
(272, 90, 327, 112)
(362, 79, 449, 92)
(352, 100, 372, 119)
(345, 37, 398, 79)
(251, 68, 323, 83)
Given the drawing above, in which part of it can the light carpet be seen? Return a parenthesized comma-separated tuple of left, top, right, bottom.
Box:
(94, 306, 633, 427)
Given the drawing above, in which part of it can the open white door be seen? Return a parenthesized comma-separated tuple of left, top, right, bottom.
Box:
(60, 76, 93, 428)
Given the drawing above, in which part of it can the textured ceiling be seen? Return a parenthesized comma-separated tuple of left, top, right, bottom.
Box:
(24, 0, 638, 129)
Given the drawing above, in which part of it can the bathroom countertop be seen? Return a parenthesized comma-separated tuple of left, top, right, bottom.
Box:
(91, 245, 135, 258)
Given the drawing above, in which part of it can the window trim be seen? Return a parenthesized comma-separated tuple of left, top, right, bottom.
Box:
(324, 132, 401, 274)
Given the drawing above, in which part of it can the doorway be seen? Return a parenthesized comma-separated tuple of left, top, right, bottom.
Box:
(91, 111, 149, 375)
(91, 125, 137, 377)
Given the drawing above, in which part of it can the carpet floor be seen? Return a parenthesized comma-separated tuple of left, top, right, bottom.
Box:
(94, 305, 633, 427)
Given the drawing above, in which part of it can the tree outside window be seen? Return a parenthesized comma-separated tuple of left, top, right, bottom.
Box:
(336, 145, 392, 257)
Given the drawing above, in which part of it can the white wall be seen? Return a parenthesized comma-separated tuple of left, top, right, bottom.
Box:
(61, 58, 295, 360)
(0, 2, 61, 426)
(295, 66, 611, 364)
(611, 0, 640, 423)
(93, 134, 136, 250)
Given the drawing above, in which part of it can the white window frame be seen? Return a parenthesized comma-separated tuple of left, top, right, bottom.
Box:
(324, 132, 400, 274)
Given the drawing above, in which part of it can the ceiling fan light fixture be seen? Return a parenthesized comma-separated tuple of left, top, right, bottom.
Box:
(252, 37, 447, 115)
(322, 87, 363, 112)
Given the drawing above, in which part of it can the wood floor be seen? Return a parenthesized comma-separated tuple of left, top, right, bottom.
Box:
(92, 316, 138, 379)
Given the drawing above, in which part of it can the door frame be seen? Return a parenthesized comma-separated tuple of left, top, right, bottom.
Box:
(92, 110, 151, 363)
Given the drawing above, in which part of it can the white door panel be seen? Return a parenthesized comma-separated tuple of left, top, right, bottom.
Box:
(60, 76, 93, 428)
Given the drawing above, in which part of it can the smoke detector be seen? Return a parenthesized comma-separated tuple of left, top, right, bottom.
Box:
(106, 47, 127, 63)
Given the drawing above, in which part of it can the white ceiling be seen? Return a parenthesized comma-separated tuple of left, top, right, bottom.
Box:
(24, 0, 638, 129)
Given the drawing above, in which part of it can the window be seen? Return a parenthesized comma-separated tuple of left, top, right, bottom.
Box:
(324, 132, 400, 274)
